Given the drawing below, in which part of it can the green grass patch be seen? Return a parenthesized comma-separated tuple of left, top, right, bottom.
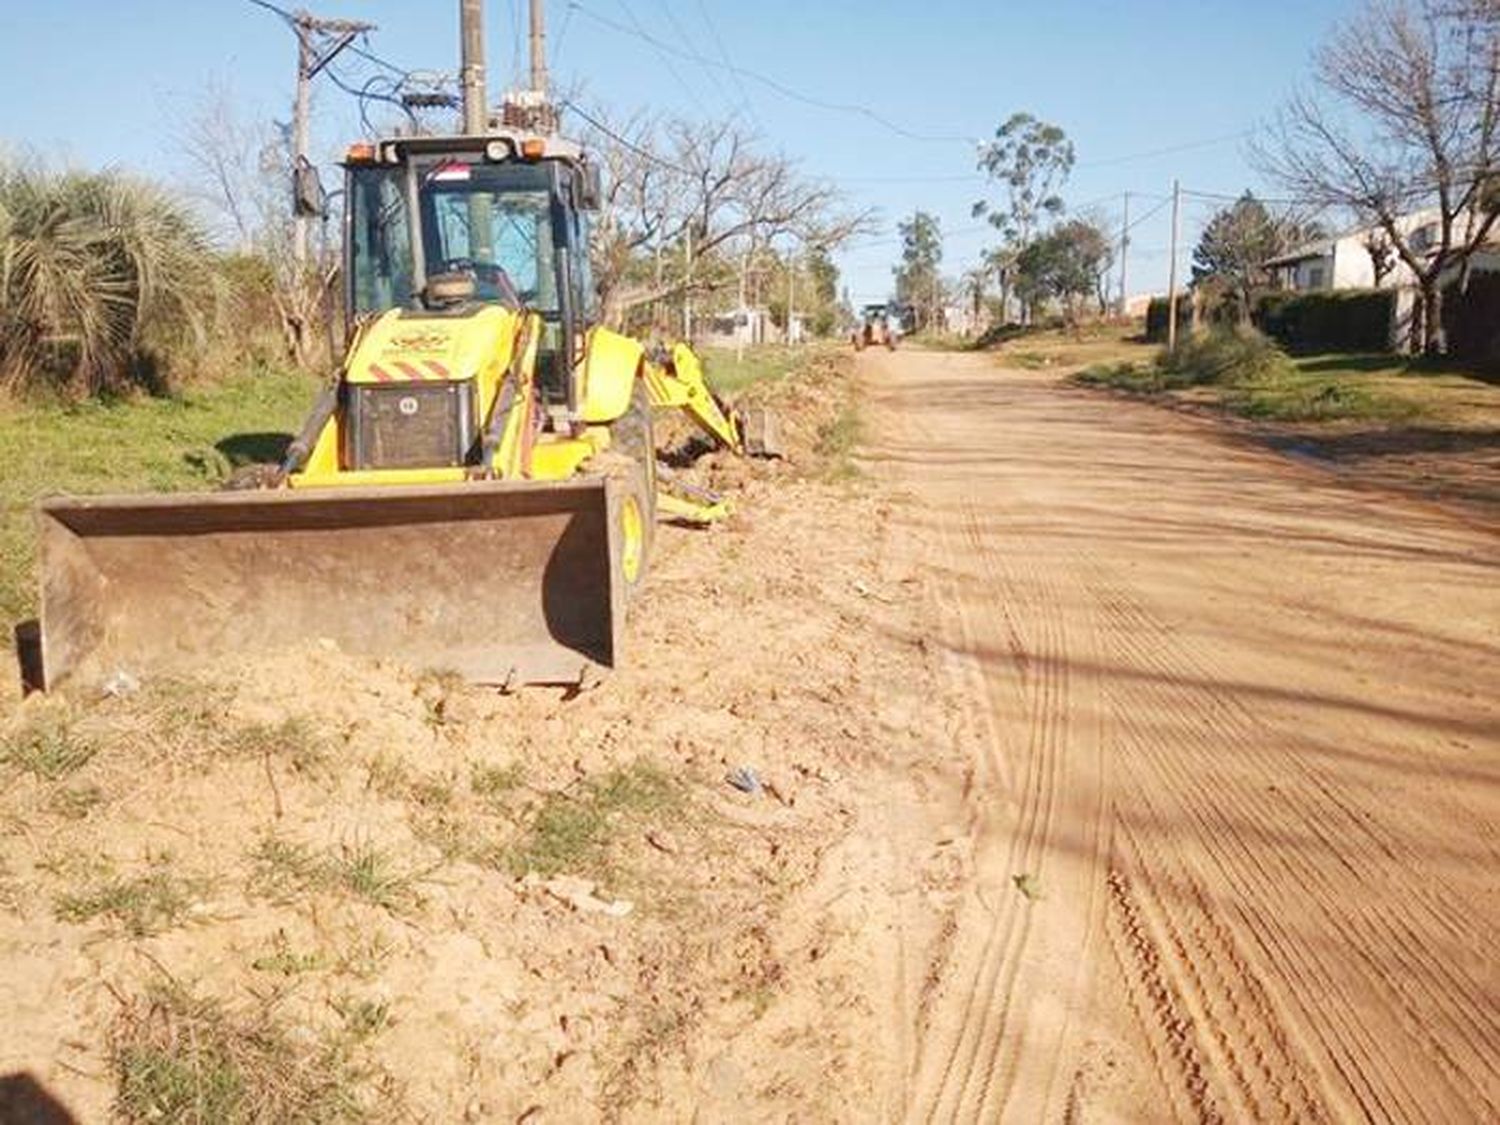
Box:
(470, 762, 525, 802)
(248, 835, 423, 913)
(111, 979, 378, 1124)
(250, 932, 325, 977)
(228, 717, 327, 773)
(815, 401, 865, 480)
(504, 762, 683, 882)
(56, 866, 203, 937)
(1074, 328, 1446, 424)
(0, 365, 319, 625)
(699, 346, 802, 396)
(1, 716, 97, 780)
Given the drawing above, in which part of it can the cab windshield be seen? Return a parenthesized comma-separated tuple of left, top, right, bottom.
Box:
(347, 160, 563, 318)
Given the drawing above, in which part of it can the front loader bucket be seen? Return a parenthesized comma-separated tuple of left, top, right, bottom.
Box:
(35, 479, 625, 691)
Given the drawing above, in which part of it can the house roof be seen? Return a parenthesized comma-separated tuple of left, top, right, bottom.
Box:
(1263, 240, 1333, 269)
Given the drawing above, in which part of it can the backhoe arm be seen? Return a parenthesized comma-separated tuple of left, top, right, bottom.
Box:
(641, 342, 744, 454)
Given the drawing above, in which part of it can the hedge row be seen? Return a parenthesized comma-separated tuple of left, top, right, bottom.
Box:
(1442, 272, 1500, 368)
(1144, 297, 1193, 343)
(1251, 290, 1395, 354)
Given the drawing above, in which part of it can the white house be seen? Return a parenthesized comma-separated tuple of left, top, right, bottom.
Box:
(1263, 208, 1442, 292)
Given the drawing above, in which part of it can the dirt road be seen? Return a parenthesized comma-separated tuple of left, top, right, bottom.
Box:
(854, 348, 1499, 1122)
(2, 345, 1495, 1121)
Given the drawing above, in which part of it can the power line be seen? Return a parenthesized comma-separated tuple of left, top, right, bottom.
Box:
(560, 98, 693, 175)
(1126, 194, 1173, 232)
(691, 0, 762, 130)
(613, 0, 703, 108)
(552, 1, 576, 72)
(651, 0, 742, 120)
(1074, 129, 1255, 169)
(566, 1, 975, 144)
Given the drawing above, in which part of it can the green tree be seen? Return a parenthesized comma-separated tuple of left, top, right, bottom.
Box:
(974, 113, 1076, 248)
(1012, 218, 1114, 324)
(893, 211, 944, 330)
(1191, 193, 1282, 323)
(807, 244, 840, 337)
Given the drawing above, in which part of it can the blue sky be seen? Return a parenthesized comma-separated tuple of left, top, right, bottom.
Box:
(0, 0, 1358, 304)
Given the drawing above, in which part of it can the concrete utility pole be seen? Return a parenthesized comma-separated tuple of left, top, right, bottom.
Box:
(289, 11, 374, 268)
(458, 0, 494, 261)
(1118, 191, 1130, 317)
(1167, 178, 1182, 354)
(529, 0, 548, 97)
(460, 0, 487, 133)
(683, 225, 694, 340)
(736, 243, 751, 363)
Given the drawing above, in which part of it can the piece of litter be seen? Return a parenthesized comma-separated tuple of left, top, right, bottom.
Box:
(726, 766, 763, 795)
(521, 873, 633, 918)
(851, 580, 895, 604)
(101, 669, 140, 699)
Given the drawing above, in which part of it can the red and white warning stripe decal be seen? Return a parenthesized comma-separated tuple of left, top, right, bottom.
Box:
(366, 360, 456, 382)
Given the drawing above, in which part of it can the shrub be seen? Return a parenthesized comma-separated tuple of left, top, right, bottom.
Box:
(1252, 290, 1395, 354)
(0, 162, 220, 396)
(1159, 325, 1296, 386)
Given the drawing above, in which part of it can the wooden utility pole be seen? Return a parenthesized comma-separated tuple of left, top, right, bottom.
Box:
(288, 11, 374, 268)
(529, 0, 548, 96)
(1118, 191, 1130, 317)
(1167, 179, 1182, 353)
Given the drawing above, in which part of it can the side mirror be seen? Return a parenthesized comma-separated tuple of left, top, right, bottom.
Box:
(293, 159, 324, 218)
(579, 162, 603, 211)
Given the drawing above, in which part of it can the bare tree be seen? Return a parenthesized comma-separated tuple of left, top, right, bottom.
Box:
(178, 80, 337, 368)
(574, 107, 870, 328)
(1256, 0, 1500, 354)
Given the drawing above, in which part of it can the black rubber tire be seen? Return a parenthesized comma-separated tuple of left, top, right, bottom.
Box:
(605, 379, 657, 595)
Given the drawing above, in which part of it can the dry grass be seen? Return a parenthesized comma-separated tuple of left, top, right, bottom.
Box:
(110, 978, 391, 1124)
(1, 714, 97, 779)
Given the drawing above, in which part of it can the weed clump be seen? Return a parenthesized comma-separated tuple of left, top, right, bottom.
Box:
(248, 835, 423, 913)
(111, 980, 382, 1124)
(56, 867, 203, 937)
(1, 717, 97, 780)
(504, 762, 683, 882)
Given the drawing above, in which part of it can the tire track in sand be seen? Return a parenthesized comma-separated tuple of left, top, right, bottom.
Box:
(1085, 569, 1499, 1122)
(903, 440, 1109, 1122)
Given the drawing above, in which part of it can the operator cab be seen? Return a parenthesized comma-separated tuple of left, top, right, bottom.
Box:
(341, 131, 601, 414)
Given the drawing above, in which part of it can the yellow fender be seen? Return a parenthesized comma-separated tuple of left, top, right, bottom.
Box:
(581, 327, 644, 423)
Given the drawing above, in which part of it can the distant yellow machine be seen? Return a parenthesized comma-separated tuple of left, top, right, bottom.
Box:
(36, 128, 771, 691)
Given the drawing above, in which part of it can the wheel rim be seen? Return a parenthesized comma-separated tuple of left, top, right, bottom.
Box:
(620, 495, 644, 584)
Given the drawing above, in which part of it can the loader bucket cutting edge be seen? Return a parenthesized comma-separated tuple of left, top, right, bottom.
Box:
(35, 479, 625, 691)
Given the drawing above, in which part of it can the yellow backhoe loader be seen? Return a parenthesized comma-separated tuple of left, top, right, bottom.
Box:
(34, 128, 772, 691)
